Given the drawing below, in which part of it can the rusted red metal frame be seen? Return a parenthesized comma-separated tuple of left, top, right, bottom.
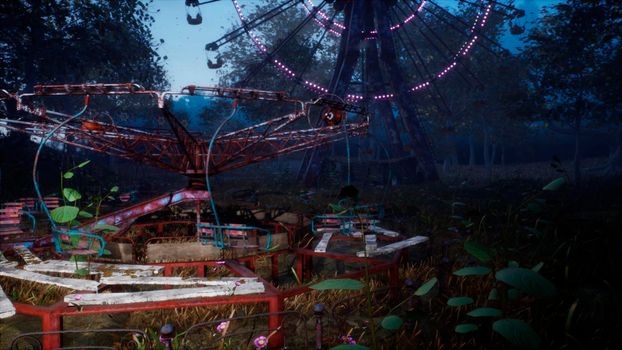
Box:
(2, 83, 369, 177)
(9, 246, 402, 350)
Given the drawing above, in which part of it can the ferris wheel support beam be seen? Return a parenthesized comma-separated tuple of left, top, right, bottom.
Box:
(390, 8, 455, 116)
(328, 0, 365, 96)
(297, 0, 367, 185)
(363, 13, 404, 156)
(373, 0, 438, 180)
(398, 4, 482, 88)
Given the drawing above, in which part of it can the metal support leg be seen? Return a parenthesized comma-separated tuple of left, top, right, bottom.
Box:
(268, 295, 284, 349)
(41, 312, 62, 350)
(271, 254, 279, 283)
(296, 253, 304, 283)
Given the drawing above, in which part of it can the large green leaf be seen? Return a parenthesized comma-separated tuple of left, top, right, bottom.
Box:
(63, 188, 82, 202)
(542, 177, 566, 191)
(495, 268, 556, 297)
(50, 206, 80, 223)
(464, 240, 494, 262)
(453, 266, 491, 276)
(78, 211, 93, 218)
(492, 319, 541, 350)
(63, 171, 74, 179)
(488, 288, 499, 301)
(447, 296, 474, 307)
(414, 277, 437, 296)
(467, 307, 503, 317)
(381, 315, 403, 330)
(310, 278, 364, 291)
(531, 262, 544, 273)
(455, 323, 479, 334)
(330, 345, 369, 350)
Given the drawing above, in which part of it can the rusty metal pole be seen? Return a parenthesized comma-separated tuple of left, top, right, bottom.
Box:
(267, 295, 284, 349)
(271, 254, 279, 283)
(295, 253, 304, 283)
(314, 303, 325, 350)
(41, 311, 62, 349)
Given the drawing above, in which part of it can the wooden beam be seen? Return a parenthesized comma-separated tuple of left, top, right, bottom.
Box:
(13, 245, 43, 264)
(64, 282, 265, 306)
(314, 232, 333, 253)
(357, 236, 428, 257)
(23, 260, 163, 277)
(0, 266, 100, 291)
(0, 284, 15, 318)
(369, 225, 400, 237)
(100, 276, 258, 286)
(0, 251, 18, 268)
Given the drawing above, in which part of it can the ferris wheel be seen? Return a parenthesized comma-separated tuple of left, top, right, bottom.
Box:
(185, 0, 524, 183)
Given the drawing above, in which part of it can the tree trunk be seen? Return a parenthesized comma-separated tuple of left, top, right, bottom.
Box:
(501, 144, 506, 166)
(468, 135, 476, 167)
(574, 114, 582, 187)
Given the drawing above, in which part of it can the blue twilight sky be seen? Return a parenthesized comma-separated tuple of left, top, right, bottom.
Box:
(150, 0, 563, 90)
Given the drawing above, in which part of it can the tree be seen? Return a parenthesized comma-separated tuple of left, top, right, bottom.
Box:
(522, 0, 622, 185)
(0, 0, 168, 91)
(0, 0, 168, 199)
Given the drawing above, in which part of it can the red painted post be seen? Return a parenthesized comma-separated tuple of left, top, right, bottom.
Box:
(295, 253, 304, 283)
(41, 312, 62, 349)
(271, 254, 279, 282)
(303, 255, 313, 281)
(196, 264, 205, 277)
(388, 264, 400, 299)
(267, 295, 284, 349)
(245, 258, 256, 272)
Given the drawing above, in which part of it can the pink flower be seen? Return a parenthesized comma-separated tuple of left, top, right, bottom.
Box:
(254, 335, 268, 349)
(340, 335, 356, 344)
(73, 294, 83, 300)
(215, 261, 226, 265)
(216, 321, 229, 334)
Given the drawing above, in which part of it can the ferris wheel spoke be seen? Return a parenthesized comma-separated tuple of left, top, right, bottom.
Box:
(397, 4, 481, 88)
(415, 2, 499, 56)
(291, 9, 338, 95)
(458, 0, 518, 17)
(392, 22, 452, 116)
(329, 0, 365, 95)
(237, 1, 329, 87)
(205, 0, 298, 51)
(392, 10, 454, 114)
(424, 0, 507, 53)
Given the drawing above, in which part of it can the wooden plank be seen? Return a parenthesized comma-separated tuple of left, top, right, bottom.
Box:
(100, 276, 258, 286)
(0, 251, 18, 268)
(314, 227, 340, 233)
(369, 225, 400, 237)
(314, 232, 333, 253)
(23, 260, 163, 277)
(0, 266, 100, 291)
(0, 284, 16, 318)
(357, 236, 428, 257)
(13, 245, 43, 264)
(64, 282, 265, 306)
